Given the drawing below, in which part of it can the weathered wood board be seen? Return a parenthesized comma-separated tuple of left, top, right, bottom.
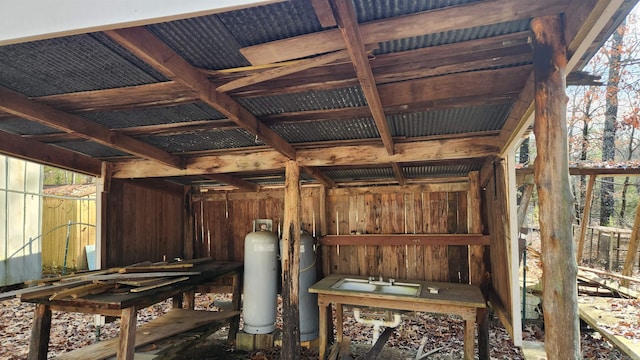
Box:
(56, 309, 239, 360)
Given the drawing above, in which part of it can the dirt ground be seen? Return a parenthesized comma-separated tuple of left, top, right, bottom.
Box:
(1, 228, 637, 359)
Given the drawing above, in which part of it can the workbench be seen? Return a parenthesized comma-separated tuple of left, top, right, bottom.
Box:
(22, 261, 242, 360)
(309, 274, 488, 360)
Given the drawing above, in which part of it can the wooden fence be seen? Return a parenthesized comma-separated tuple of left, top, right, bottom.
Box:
(41, 196, 96, 272)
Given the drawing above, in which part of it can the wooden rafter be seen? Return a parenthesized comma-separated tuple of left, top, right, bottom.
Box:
(301, 166, 335, 188)
(311, 0, 337, 28)
(240, 0, 568, 65)
(0, 88, 185, 169)
(112, 136, 500, 178)
(202, 174, 260, 192)
(0, 130, 102, 176)
(331, 0, 394, 155)
(217, 48, 357, 93)
(391, 162, 406, 186)
(104, 27, 297, 160)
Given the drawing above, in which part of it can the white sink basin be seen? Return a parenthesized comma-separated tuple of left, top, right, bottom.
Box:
(330, 278, 422, 297)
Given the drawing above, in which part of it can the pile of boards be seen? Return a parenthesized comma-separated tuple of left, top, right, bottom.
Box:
(0, 258, 214, 302)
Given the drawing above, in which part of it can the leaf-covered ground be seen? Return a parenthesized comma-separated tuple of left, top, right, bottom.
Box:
(0, 291, 634, 359)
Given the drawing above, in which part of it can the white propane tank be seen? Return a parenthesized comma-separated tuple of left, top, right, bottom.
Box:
(243, 225, 278, 334)
(280, 230, 319, 341)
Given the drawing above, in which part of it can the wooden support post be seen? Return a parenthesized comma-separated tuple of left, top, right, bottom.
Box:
(228, 270, 242, 343)
(96, 162, 112, 269)
(517, 179, 534, 229)
(27, 304, 52, 360)
(319, 301, 329, 360)
(281, 160, 302, 359)
(183, 289, 195, 310)
(532, 16, 580, 359)
(477, 307, 489, 360)
(335, 303, 343, 342)
(463, 319, 475, 360)
(183, 185, 195, 260)
(622, 200, 640, 287)
(577, 175, 596, 263)
(468, 171, 485, 286)
(117, 307, 138, 360)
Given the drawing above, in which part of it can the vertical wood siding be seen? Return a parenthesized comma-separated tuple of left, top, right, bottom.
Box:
(192, 183, 477, 284)
(105, 179, 183, 267)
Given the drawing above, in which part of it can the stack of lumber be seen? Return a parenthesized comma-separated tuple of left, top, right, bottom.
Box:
(0, 258, 212, 302)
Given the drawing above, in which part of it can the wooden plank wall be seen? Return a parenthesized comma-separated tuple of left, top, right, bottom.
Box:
(323, 185, 470, 283)
(191, 182, 477, 284)
(41, 196, 96, 270)
(484, 160, 513, 326)
(104, 179, 183, 267)
(191, 188, 322, 262)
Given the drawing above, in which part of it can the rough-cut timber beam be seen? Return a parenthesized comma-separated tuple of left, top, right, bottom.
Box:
(104, 27, 296, 160)
(0, 130, 102, 176)
(203, 174, 259, 192)
(0, 88, 185, 169)
(301, 166, 335, 188)
(111, 136, 500, 178)
(517, 166, 640, 176)
(311, 0, 337, 28)
(240, 0, 568, 65)
(217, 48, 355, 93)
(32, 81, 198, 113)
(391, 163, 406, 186)
(331, 0, 394, 155)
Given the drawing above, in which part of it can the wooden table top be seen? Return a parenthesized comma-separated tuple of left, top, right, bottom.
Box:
(309, 274, 485, 308)
(21, 261, 242, 312)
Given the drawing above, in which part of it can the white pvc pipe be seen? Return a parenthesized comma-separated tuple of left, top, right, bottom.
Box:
(353, 308, 402, 344)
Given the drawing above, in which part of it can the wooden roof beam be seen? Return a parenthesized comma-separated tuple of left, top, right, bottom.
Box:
(301, 166, 335, 188)
(104, 27, 296, 160)
(216, 48, 355, 93)
(311, 0, 337, 28)
(203, 173, 260, 192)
(0, 88, 185, 169)
(240, 0, 568, 65)
(0, 130, 102, 176)
(331, 0, 394, 155)
(111, 136, 500, 178)
(391, 162, 406, 186)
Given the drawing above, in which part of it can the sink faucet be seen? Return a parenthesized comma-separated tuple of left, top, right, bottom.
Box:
(379, 274, 383, 282)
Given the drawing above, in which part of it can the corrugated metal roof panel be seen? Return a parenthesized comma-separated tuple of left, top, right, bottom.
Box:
(217, 0, 323, 47)
(324, 168, 394, 182)
(0, 33, 167, 97)
(239, 86, 367, 116)
(0, 117, 61, 135)
(376, 19, 531, 55)
(272, 117, 379, 143)
(404, 162, 483, 178)
(141, 128, 262, 152)
(54, 141, 130, 158)
(390, 103, 513, 137)
(354, 0, 477, 22)
(148, 16, 250, 70)
(80, 102, 225, 129)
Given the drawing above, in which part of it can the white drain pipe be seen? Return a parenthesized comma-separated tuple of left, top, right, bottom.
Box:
(353, 308, 402, 344)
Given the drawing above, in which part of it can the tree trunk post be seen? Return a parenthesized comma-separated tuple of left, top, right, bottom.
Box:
(281, 160, 301, 359)
(622, 200, 640, 287)
(531, 15, 580, 359)
(577, 175, 596, 263)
